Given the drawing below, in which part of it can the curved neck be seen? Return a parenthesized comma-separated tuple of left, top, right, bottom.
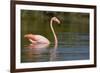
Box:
(50, 19, 58, 49)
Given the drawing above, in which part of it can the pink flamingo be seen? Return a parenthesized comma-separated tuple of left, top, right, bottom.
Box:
(24, 17, 60, 49)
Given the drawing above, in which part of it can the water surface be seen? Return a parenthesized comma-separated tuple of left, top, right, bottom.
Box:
(21, 32, 89, 62)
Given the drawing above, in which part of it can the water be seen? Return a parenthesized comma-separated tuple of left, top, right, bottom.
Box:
(21, 32, 89, 62)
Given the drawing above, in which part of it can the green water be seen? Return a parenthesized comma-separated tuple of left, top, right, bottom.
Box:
(21, 10, 89, 62)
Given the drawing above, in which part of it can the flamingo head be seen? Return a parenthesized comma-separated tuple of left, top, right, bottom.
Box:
(51, 17, 60, 24)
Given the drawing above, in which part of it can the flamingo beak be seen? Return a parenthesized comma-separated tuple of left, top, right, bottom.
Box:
(53, 17, 60, 24)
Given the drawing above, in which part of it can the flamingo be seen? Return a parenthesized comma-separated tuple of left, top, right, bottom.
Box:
(24, 17, 60, 49)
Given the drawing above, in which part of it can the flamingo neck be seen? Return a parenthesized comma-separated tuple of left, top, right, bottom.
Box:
(50, 19, 58, 49)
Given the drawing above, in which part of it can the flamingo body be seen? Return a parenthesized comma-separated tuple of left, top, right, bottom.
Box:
(24, 34, 50, 49)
